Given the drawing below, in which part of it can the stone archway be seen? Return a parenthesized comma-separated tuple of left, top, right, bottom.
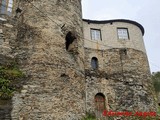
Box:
(95, 93, 105, 111)
(95, 93, 106, 118)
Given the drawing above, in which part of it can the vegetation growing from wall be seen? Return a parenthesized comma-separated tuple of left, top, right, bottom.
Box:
(82, 112, 96, 120)
(0, 62, 24, 100)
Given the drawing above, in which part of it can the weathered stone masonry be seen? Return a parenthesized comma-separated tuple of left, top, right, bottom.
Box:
(11, 0, 85, 120)
(84, 48, 155, 113)
(0, 0, 157, 120)
(83, 19, 156, 118)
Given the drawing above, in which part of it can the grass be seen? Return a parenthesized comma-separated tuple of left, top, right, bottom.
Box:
(82, 112, 96, 120)
(0, 66, 24, 78)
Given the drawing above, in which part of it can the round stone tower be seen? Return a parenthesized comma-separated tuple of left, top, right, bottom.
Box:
(12, 0, 85, 119)
(83, 19, 156, 118)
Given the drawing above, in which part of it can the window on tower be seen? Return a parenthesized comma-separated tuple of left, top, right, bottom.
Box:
(117, 28, 129, 40)
(90, 28, 102, 40)
(91, 57, 98, 69)
(0, 0, 13, 16)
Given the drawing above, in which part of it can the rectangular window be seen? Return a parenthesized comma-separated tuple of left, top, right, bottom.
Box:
(7, 0, 13, 12)
(90, 29, 101, 40)
(1, 0, 6, 14)
(0, 0, 13, 15)
(0, 29, 3, 45)
(117, 28, 129, 39)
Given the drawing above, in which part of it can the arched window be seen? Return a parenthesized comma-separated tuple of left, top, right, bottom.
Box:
(95, 93, 105, 111)
(91, 57, 98, 69)
(65, 31, 76, 51)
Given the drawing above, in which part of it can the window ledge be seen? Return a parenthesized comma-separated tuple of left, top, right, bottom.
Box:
(0, 17, 7, 22)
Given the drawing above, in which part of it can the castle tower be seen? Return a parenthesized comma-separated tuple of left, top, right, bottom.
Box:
(83, 19, 156, 117)
(11, 0, 85, 119)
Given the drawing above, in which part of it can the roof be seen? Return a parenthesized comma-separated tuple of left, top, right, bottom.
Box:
(83, 19, 145, 35)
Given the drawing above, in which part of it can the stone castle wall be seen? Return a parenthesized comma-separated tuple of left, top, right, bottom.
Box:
(11, 0, 85, 119)
(0, 0, 157, 120)
(84, 48, 155, 113)
(83, 19, 156, 118)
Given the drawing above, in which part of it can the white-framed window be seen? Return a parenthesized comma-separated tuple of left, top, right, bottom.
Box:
(7, 0, 13, 12)
(117, 28, 129, 40)
(0, 0, 13, 16)
(90, 29, 101, 40)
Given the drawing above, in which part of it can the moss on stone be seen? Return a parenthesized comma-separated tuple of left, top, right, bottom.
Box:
(0, 63, 24, 100)
(82, 112, 96, 120)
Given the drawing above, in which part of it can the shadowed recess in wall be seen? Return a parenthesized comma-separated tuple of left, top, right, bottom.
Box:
(0, 99, 12, 120)
(65, 31, 76, 51)
(0, 55, 25, 120)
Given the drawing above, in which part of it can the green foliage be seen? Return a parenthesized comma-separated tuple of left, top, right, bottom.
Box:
(158, 106, 160, 115)
(3, 68, 24, 78)
(0, 64, 24, 79)
(82, 112, 96, 120)
(152, 72, 160, 93)
(0, 78, 14, 99)
(0, 63, 24, 100)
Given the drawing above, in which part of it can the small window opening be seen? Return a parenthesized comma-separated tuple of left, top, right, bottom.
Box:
(16, 7, 22, 14)
(119, 49, 127, 60)
(95, 93, 105, 111)
(119, 48, 127, 55)
(91, 57, 98, 69)
(65, 31, 76, 51)
(0, 29, 3, 45)
(117, 28, 129, 40)
(90, 29, 101, 40)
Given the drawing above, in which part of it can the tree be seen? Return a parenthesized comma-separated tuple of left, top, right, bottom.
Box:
(152, 72, 160, 93)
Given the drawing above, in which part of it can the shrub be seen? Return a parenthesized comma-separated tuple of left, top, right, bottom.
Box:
(82, 112, 96, 120)
(0, 63, 24, 100)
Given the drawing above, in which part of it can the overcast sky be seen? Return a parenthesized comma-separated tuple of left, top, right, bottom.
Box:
(82, 0, 160, 73)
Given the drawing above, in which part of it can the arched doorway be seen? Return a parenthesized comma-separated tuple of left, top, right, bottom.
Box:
(95, 93, 105, 111)
(95, 93, 106, 118)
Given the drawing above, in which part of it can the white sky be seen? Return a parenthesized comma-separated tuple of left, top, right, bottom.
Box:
(82, 0, 160, 73)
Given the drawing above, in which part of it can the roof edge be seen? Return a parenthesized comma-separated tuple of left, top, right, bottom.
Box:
(82, 19, 145, 35)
